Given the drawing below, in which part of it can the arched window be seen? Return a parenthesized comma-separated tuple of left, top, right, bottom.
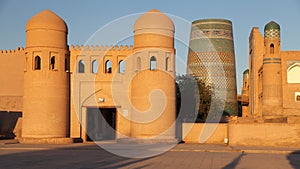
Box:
(150, 56, 156, 71)
(50, 56, 55, 70)
(137, 57, 141, 71)
(119, 60, 125, 73)
(270, 44, 274, 54)
(105, 60, 112, 73)
(92, 60, 98, 74)
(166, 57, 170, 71)
(34, 56, 41, 70)
(287, 63, 300, 83)
(78, 60, 84, 73)
(244, 81, 247, 88)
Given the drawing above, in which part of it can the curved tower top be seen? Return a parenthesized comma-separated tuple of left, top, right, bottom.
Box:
(243, 69, 249, 75)
(26, 10, 68, 33)
(192, 18, 232, 25)
(134, 9, 174, 33)
(264, 21, 280, 39)
(189, 18, 234, 52)
(133, 9, 174, 50)
(25, 10, 68, 49)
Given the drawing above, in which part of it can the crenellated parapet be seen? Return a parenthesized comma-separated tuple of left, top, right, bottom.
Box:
(69, 44, 133, 52)
(0, 47, 25, 56)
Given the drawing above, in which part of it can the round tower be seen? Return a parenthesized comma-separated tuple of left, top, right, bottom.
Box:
(187, 19, 238, 116)
(130, 9, 176, 141)
(22, 10, 70, 138)
(242, 69, 249, 97)
(262, 21, 283, 116)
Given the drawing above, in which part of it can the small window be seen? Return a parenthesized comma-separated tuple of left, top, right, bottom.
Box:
(244, 81, 247, 88)
(34, 56, 41, 70)
(296, 92, 300, 102)
(92, 60, 98, 74)
(137, 57, 141, 71)
(296, 95, 300, 102)
(25, 57, 28, 70)
(78, 60, 84, 73)
(105, 60, 112, 73)
(50, 56, 55, 70)
(65, 56, 69, 71)
(119, 60, 125, 73)
(150, 56, 156, 71)
(166, 57, 170, 71)
(270, 44, 274, 54)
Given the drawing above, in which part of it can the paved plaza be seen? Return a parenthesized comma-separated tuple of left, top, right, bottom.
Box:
(1, 140, 300, 169)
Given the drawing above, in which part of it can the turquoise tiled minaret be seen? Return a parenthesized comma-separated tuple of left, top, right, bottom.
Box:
(187, 19, 238, 116)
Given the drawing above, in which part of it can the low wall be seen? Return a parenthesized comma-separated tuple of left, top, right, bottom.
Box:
(183, 123, 300, 147)
(229, 123, 300, 147)
(182, 123, 227, 144)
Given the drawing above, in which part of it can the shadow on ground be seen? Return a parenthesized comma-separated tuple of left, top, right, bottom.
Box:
(287, 150, 300, 169)
(0, 144, 151, 169)
(222, 153, 246, 169)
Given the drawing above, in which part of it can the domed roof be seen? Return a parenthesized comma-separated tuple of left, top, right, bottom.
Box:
(134, 9, 174, 32)
(243, 69, 249, 74)
(264, 21, 280, 31)
(26, 10, 67, 33)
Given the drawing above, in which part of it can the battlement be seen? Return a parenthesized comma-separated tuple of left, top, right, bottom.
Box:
(69, 45, 133, 52)
(0, 47, 25, 55)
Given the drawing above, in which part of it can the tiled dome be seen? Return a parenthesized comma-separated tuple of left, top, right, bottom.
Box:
(264, 21, 280, 31)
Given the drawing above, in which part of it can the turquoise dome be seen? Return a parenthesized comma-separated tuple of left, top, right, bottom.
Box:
(264, 21, 280, 31)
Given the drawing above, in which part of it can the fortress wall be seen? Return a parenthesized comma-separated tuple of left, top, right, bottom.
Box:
(69, 45, 133, 139)
(229, 123, 300, 147)
(0, 48, 24, 112)
(183, 123, 300, 147)
(280, 51, 300, 113)
(182, 123, 227, 144)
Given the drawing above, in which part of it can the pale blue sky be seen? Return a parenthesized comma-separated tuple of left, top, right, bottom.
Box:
(1, 0, 300, 94)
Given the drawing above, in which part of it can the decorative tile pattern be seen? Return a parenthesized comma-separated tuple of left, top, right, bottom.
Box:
(190, 29, 233, 40)
(265, 29, 280, 38)
(187, 19, 238, 115)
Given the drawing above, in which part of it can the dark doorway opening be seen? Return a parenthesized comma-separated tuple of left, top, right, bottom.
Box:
(0, 111, 22, 139)
(86, 108, 116, 141)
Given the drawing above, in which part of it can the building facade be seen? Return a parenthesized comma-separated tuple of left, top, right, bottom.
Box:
(0, 9, 177, 142)
(243, 21, 300, 122)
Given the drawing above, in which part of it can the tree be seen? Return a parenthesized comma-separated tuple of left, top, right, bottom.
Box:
(196, 78, 213, 121)
(176, 74, 213, 122)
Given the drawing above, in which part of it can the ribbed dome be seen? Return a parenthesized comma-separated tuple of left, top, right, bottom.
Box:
(134, 9, 174, 32)
(264, 21, 280, 31)
(26, 10, 67, 33)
